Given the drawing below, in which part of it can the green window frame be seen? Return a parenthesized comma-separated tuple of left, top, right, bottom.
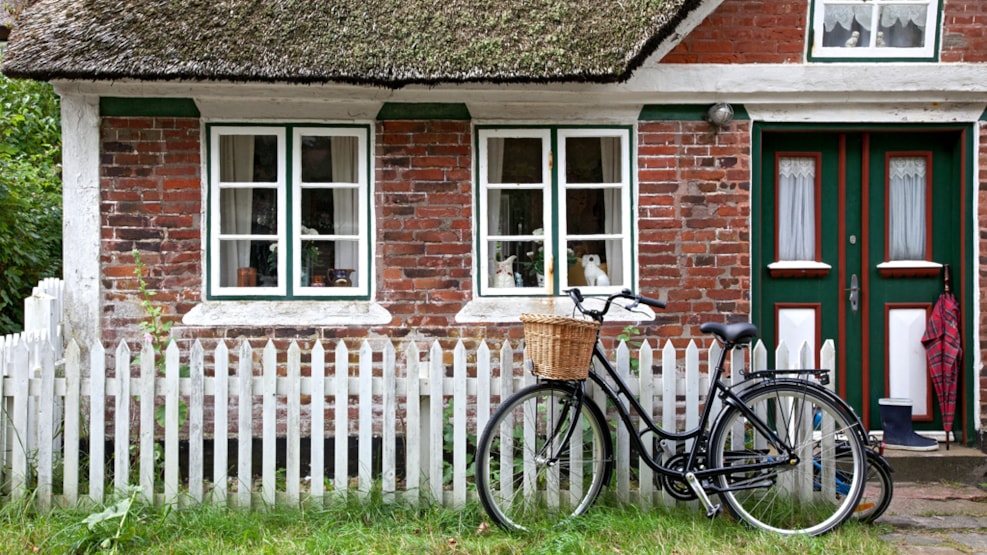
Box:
(476, 126, 634, 297)
(206, 124, 371, 299)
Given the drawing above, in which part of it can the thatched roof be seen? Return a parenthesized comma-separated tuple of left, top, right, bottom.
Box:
(1, 0, 701, 87)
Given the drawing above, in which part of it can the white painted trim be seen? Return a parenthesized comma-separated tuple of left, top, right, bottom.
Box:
(875, 260, 942, 270)
(455, 297, 655, 324)
(767, 261, 833, 271)
(182, 301, 392, 326)
(56, 92, 101, 348)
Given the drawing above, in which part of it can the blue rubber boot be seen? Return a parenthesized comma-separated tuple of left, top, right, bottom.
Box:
(879, 397, 938, 451)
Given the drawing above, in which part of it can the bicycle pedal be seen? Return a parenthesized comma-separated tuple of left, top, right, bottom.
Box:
(706, 504, 722, 519)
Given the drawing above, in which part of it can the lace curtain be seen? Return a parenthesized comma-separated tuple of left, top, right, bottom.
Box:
(888, 157, 926, 260)
(777, 157, 816, 261)
(824, 4, 928, 32)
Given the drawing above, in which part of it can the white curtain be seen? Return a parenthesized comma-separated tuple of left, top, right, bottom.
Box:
(331, 137, 359, 283)
(778, 157, 816, 261)
(220, 136, 254, 286)
(888, 157, 926, 260)
(824, 4, 926, 32)
(486, 138, 504, 283)
(600, 137, 622, 285)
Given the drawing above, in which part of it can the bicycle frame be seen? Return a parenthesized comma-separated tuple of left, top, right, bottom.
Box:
(575, 336, 802, 491)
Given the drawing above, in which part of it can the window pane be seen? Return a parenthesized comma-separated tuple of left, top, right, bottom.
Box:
(822, 4, 873, 47)
(565, 238, 624, 287)
(219, 240, 279, 287)
(487, 189, 544, 236)
(219, 135, 277, 182)
(220, 188, 277, 235)
(301, 135, 358, 183)
(487, 137, 542, 184)
(777, 157, 816, 261)
(566, 189, 606, 234)
(878, 5, 927, 48)
(565, 136, 621, 183)
(888, 156, 926, 260)
(488, 240, 546, 288)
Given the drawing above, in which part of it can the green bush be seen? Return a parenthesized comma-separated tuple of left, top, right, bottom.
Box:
(0, 53, 62, 335)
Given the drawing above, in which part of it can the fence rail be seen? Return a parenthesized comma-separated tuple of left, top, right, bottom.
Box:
(0, 330, 836, 511)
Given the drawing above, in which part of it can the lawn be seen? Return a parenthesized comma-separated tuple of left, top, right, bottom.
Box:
(0, 492, 897, 554)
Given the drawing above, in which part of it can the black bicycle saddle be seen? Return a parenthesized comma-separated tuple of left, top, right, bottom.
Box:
(699, 322, 759, 345)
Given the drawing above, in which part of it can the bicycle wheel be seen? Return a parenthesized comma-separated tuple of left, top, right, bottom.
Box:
(851, 450, 894, 523)
(708, 383, 866, 535)
(475, 382, 612, 532)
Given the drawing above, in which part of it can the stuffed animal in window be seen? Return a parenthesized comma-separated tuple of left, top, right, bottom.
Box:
(582, 254, 610, 286)
(493, 255, 517, 288)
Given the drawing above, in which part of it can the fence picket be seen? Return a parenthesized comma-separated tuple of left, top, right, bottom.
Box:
(113, 340, 131, 495)
(236, 341, 253, 509)
(189, 340, 205, 503)
(310, 342, 326, 504)
(139, 339, 156, 502)
(452, 341, 467, 508)
(164, 341, 181, 505)
(381, 341, 396, 502)
(213, 342, 229, 506)
(63, 341, 81, 506)
(37, 340, 55, 510)
(638, 339, 655, 508)
(89, 342, 106, 505)
(261, 340, 277, 506)
(427, 341, 443, 503)
(615, 341, 631, 503)
(405, 342, 422, 504)
(358, 341, 373, 497)
(286, 342, 301, 506)
(333, 340, 348, 497)
(10, 341, 28, 499)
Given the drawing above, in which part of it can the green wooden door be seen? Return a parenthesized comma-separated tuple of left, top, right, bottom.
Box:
(754, 128, 968, 433)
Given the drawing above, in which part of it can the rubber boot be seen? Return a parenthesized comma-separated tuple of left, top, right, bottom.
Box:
(879, 397, 938, 451)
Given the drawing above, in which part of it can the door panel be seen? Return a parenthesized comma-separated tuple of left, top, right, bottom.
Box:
(756, 129, 964, 431)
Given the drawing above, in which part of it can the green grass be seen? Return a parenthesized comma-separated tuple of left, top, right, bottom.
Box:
(0, 494, 897, 555)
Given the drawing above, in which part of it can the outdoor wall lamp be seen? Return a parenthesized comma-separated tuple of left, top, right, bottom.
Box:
(704, 102, 734, 132)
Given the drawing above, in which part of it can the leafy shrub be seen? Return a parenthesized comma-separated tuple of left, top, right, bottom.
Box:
(0, 53, 62, 334)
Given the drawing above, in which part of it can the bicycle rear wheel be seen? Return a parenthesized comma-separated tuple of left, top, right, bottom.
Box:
(708, 383, 866, 535)
(475, 382, 612, 532)
(851, 450, 894, 523)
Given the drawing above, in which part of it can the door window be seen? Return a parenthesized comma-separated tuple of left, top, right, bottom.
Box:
(887, 155, 930, 261)
(776, 155, 820, 262)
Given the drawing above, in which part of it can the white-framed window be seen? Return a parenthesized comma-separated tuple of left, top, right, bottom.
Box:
(810, 0, 940, 60)
(207, 124, 370, 299)
(477, 126, 633, 296)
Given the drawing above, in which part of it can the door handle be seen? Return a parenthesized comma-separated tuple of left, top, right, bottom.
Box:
(847, 274, 859, 314)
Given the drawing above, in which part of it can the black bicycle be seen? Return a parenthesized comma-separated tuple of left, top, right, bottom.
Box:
(475, 288, 869, 535)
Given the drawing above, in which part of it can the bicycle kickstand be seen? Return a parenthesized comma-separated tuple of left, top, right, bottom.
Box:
(685, 472, 722, 519)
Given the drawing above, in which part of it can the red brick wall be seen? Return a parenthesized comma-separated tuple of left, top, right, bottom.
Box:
(100, 117, 202, 346)
(97, 116, 754, 357)
(637, 120, 752, 340)
(375, 120, 475, 335)
(662, 0, 808, 64)
(663, 0, 987, 63)
(941, 0, 987, 62)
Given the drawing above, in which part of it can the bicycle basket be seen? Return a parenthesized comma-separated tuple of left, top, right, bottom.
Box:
(520, 313, 600, 381)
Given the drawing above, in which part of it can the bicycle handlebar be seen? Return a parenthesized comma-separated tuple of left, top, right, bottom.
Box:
(566, 288, 666, 322)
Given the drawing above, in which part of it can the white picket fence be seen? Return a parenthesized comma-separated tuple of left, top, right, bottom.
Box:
(0, 328, 836, 511)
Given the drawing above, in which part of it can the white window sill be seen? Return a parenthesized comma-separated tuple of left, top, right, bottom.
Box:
(455, 297, 656, 324)
(876, 261, 942, 270)
(182, 301, 392, 327)
(767, 261, 832, 271)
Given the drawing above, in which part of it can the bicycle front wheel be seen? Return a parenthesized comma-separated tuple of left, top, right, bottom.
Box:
(708, 383, 866, 535)
(475, 382, 612, 532)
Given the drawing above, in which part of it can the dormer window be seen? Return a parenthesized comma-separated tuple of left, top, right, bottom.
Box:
(810, 0, 941, 61)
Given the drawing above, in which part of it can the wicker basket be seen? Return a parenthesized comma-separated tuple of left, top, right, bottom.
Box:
(520, 313, 601, 381)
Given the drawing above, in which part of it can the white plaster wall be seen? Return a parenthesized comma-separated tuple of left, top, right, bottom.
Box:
(55, 92, 101, 350)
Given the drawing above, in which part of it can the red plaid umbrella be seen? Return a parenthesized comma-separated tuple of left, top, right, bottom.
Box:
(921, 291, 961, 449)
